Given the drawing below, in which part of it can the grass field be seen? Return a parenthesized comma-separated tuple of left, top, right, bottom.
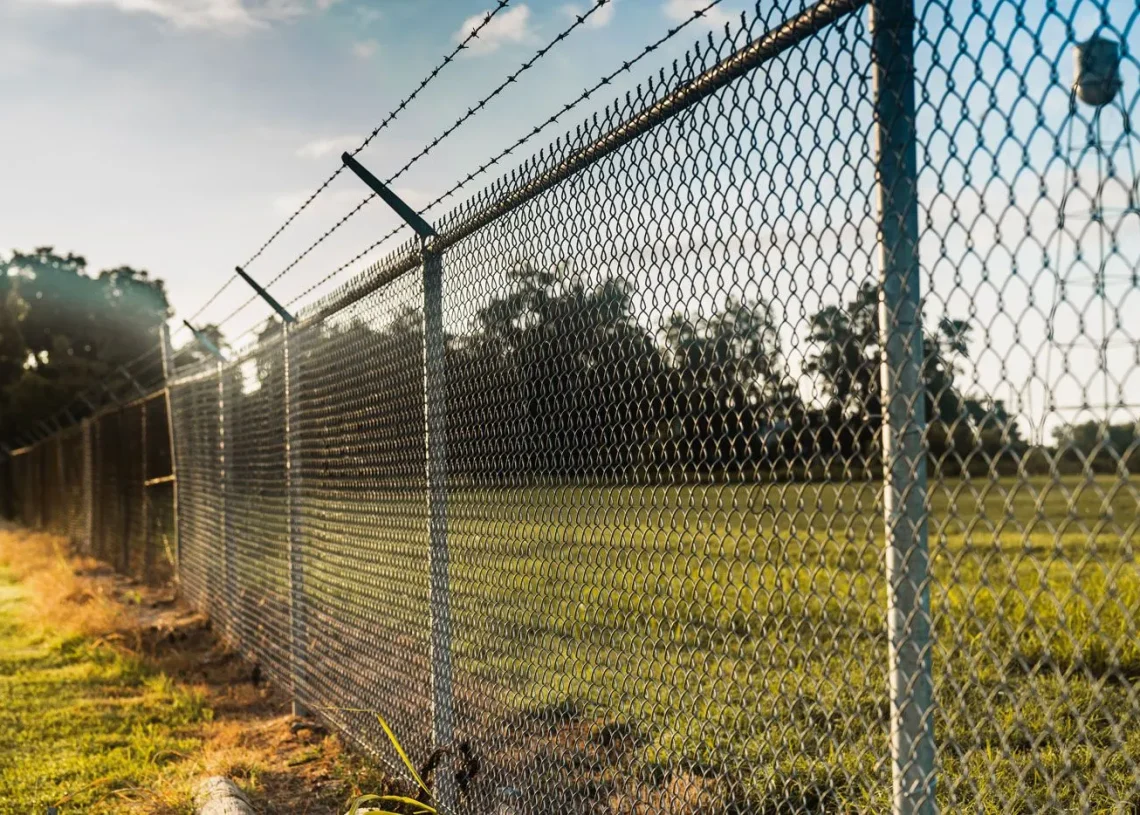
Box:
(0, 569, 208, 812)
(433, 474, 1140, 812)
(186, 472, 1140, 811)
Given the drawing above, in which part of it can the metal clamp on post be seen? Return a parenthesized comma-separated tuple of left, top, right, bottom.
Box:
(342, 152, 455, 813)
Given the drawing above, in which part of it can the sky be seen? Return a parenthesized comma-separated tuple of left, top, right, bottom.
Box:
(0, 0, 746, 341)
(2, 0, 1139, 440)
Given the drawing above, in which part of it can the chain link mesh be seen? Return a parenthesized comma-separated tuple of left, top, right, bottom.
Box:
(5, 397, 174, 584)
(5, 0, 1140, 811)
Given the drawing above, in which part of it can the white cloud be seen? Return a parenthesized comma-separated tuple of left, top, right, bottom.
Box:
(662, 0, 731, 28)
(18, 0, 335, 31)
(560, 0, 614, 29)
(295, 134, 362, 159)
(455, 4, 533, 55)
(351, 38, 378, 59)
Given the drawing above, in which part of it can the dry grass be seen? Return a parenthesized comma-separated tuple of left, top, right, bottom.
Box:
(0, 528, 124, 636)
(0, 526, 390, 814)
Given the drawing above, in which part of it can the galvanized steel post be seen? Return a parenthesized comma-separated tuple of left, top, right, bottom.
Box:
(82, 418, 94, 554)
(160, 323, 180, 570)
(141, 393, 152, 581)
(283, 324, 308, 716)
(423, 238, 456, 812)
(218, 359, 236, 645)
(871, 0, 937, 812)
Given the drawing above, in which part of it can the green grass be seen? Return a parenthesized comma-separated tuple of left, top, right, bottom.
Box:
(437, 474, 1140, 811)
(0, 571, 210, 814)
(250, 474, 1140, 810)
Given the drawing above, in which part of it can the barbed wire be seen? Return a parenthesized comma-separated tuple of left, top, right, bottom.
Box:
(216, 0, 621, 336)
(182, 0, 515, 324)
(251, 0, 737, 329)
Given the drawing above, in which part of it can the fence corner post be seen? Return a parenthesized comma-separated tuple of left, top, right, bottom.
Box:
(422, 237, 456, 813)
(871, 0, 937, 812)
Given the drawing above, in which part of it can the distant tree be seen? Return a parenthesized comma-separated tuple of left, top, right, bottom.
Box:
(1053, 420, 1139, 473)
(662, 297, 801, 475)
(449, 264, 666, 480)
(804, 281, 1027, 473)
(804, 282, 882, 462)
(805, 282, 881, 420)
(0, 247, 170, 444)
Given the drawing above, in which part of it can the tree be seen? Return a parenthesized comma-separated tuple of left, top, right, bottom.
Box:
(0, 247, 171, 444)
(805, 282, 881, 419)
(449, 264, 666, 480)
(662, 297, 801, 475)
(804, 281, 1025, 473)
(1053, 420, 1139, 473)
(804, 282, 882, 462)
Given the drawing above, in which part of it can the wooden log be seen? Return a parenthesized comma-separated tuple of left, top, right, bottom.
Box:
(194, 776, 255, 815)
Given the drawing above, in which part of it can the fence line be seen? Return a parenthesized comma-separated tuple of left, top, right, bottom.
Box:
(5, 0, 1140, 812)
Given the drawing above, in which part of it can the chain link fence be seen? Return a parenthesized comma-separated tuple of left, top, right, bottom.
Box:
(5, 0, 1140, 811)
(4, 395, 175, 585)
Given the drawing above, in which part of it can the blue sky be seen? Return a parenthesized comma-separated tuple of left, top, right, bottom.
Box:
(0, 0, 743, 334)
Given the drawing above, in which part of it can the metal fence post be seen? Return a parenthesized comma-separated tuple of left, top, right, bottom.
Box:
(160, 323, 180, 570)
(284, 324, 308, 716)
(423, 239, 455, 812)
(219, 360, 235, 645)
(871, 0, 936, 812)
(141, 395, 152, 581)
(91, 416, 101, 558)
(82, 419, 94, 553)
(118, 410, 133, 574)
(53, 434, 65, 537)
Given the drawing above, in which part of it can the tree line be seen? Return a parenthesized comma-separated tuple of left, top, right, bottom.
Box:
(278, 264, 1133, 483)
(4, 246, 1135, 479)
(0, 247, 212, 446)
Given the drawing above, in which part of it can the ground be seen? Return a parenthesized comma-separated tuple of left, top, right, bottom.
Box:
(291, 473, 1139, 812)
(0, 527, 391, 814)
(3, 473, 1139, 813)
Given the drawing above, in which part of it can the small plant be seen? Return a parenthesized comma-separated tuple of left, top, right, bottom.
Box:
(341, 711, 436, 815)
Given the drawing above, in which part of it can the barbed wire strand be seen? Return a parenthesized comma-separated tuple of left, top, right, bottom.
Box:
(214, 0, 621, 337)
(229, 0, 738, 339)
(182, 0, 515, 324)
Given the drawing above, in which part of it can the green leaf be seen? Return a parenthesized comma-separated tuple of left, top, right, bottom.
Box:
(343, 792, 436, 815)
(343, 793, 402, 815)
(375, 713, 431, 797)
